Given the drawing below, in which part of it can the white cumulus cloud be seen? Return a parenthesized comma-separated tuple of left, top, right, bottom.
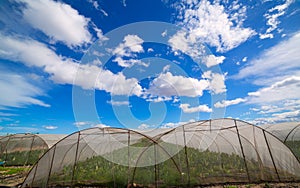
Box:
(202, 71, 227, 94)
(204, 55, 225, 68)
(138, 123, 150, 130)
(171, 0, 255, 53)
(19, 0, 93, 47)
(112, 35, 146, 68)
(179, 103, 212, 113)
(147, 72, 210, 97)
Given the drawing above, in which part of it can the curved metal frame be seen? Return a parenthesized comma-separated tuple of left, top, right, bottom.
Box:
(0, 133, 48, 167)
(21, 118, 300, 187)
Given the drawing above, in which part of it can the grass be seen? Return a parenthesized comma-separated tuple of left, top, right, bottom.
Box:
(0, 166, 29, 176)
(0, 149, 46, 186)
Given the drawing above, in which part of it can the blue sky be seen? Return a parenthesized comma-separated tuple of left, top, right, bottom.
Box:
(0, 0, 299, 135)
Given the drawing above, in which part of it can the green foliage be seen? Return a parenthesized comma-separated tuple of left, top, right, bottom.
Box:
(45, 139, 293, 187)
(0, 166, 29, 175)
(0, 149, 47, 166)
(0, 166, 30, 185)
(285, 140, 300, 161)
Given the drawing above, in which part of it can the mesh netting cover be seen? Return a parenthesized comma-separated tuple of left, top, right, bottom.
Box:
(261, 122, 300, 161)
(0, 134, 49, 166)
(22, 119, 300, 187)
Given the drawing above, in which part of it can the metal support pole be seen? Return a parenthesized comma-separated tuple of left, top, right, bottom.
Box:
(71, 133, 81, 187)
(182, 126, 190, 186)
(235, 120, 251, 183)
(263, 130, 281, 181)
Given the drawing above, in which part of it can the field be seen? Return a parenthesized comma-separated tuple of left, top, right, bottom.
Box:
(0, 149, 46, 186)
(2, 139, 299, 187)
(0, 166, 30, 186)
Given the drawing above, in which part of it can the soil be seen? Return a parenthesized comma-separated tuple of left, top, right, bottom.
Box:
(206, 182, 300, 188)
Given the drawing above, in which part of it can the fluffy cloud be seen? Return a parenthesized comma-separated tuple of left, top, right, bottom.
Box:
(74, 64, 143, 96)
(93, 123, 110, 128)
(260, 0, 293, 39)
(202, 71, 227, 94)
(112, 35, 145, 67)
(179, 103, 212, 113)
(0, 34, 142, 96)
(113, 35, 144, 55)
(168, 30, 207, 59)
(0, 72, 49, 108)
(19, 0, 92, 47)
(234, 31, 300, 85)
(138, 123, 150, 130)
(146, 71, 226, 99)
(171, 0, 255, 53)
(204, 55, 225, 68)
(147, 72, 210, 97)
(214, 98, 246, 108)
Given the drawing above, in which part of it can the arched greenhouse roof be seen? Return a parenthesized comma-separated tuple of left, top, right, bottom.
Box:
(0, 133, 49, 166)
(0, 134, 66, 186)
(22, 119, 300, 187)
(37, 134, 67, 148)
(260, 122, 300, 142)
(260, 122, 300, 161)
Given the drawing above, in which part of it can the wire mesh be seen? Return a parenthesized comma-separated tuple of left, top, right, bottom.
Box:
(21, 119, 300, 187)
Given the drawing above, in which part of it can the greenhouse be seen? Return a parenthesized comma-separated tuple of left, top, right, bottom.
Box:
(261, 122, 300, 160)
(0, 134, 66, 166)
(0, 134, 48, 167)
(0, 133, 65, 186)
(22, 119, 300, 187)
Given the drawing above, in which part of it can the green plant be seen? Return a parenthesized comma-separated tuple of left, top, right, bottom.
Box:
(46, 140, 295, 187)
(285, 140, 300, 161)
(0, 149, 47, 166)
